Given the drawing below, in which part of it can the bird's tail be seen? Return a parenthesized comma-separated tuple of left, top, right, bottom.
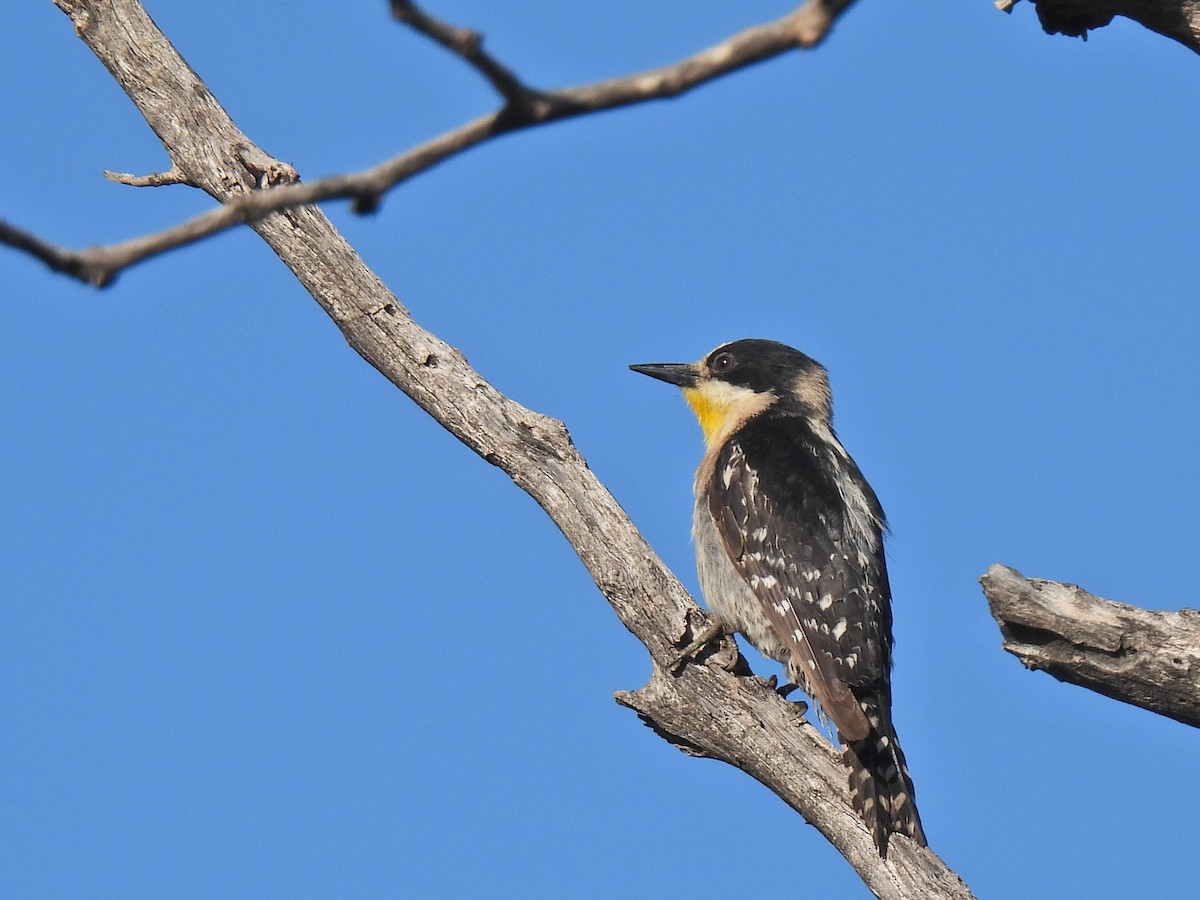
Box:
(840, 693, 926, 858)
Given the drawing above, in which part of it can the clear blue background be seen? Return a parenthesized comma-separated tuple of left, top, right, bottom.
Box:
(3, 2, 1198, 897)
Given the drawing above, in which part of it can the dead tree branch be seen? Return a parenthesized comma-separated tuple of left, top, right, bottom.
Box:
(6, 0, 855, 287)
(981, 564, 1200, 728)
(389, 0, 529, 104)
(0, 218, 114, 287)
(40, 1, 972, 895)
(998, 0, 1200, 55)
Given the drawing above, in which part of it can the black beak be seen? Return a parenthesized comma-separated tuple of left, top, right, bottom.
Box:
(629, 362, 700, 388)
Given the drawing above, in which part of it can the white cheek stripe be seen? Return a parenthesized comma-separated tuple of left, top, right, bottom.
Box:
(696, 379, 758, 407)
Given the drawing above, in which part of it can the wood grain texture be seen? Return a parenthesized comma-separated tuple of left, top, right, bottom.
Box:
(982, 564, 1200, 728)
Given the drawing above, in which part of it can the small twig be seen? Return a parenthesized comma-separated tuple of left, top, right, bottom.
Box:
(390, 0, 530, 104)
(10, 0, 856, 286)
(104, 165, 189, 187)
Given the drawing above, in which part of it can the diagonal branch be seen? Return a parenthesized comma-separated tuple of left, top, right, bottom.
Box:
(46, 1, 971, 894)
(6, 0, 856, 286)
(981, 564, 1200, 728)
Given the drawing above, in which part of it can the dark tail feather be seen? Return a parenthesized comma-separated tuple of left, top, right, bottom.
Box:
(840, 696, 926, 858)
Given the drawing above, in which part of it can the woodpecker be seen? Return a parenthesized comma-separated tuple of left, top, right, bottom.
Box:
(630, 338, 926, 857)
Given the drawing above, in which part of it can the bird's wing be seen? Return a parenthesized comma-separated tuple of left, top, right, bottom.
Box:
(708, 430, 890, 741)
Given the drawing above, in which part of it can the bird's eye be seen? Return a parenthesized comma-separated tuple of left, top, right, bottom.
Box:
(711, 352, 735, 373)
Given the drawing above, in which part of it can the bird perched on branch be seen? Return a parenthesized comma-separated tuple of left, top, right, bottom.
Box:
(630, 338, 925, 857)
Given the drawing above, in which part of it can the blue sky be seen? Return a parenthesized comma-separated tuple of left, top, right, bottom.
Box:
(3, 2, 1199, 897)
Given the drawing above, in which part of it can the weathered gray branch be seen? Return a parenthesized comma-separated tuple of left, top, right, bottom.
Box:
(6, 0, 855, 287)
(998, 0, 1200, 55)
(42, 2, 972, 895)
(981, 564, 1200, 727)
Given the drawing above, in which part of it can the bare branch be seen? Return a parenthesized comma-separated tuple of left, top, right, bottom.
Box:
(0, 202, 251, 287)
(981, 564, 1200, 728)
(44, 0, 970, 894)
(617, 666, 975, 899)
(1001, 0, 1200, 55)
(103, 165, 189, 187)
(0, 217, 114, 286)
(9, 0, 857, 284)
(389, 0, 529, 104)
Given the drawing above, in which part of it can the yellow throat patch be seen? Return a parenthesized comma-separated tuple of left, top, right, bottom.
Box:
(683, 386, 726, 446)
(682, 379, 770, 449)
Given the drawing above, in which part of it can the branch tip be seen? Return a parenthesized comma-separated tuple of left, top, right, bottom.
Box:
(103, 166, 188, 187)
(981, 565, 1200, 728)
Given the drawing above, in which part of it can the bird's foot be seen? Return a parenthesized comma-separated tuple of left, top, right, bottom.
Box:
(668, 618, 731, 674)
(763, 675, 808, 714)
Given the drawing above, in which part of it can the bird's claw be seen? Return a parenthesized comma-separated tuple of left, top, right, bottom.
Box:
(668, 618, 731, 674)
(763, 675, 808, 713)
